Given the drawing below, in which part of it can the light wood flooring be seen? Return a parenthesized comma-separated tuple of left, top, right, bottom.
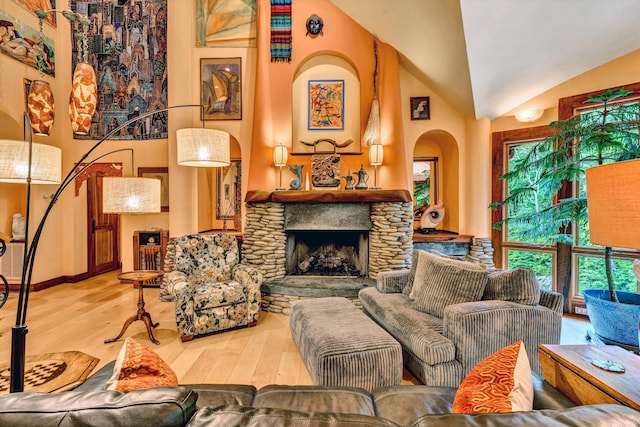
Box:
(0, 271, 590, 387)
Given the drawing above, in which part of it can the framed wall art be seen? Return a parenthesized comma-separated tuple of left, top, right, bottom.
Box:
(200, 57, 242, 120)
(13, 0, 57, 26)
(410, 96, 430, 120)
(308, 80, 344, 130)
(196, 0, 256, 47)
(216, 159, 241, 221)
(138, 167, 169, 212)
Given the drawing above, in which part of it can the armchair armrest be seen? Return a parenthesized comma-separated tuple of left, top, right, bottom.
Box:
(442, 300, 562, 377)
(232, 264, 263, 293)
(376, 270, 409, 294)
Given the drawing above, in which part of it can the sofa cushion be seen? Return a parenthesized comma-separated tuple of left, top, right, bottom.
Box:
(374, 385, 457, 425)
(410, 404, 640, 427)
(410, 251, 488, 318)
(106, 338, 178, 391)
(403, 249, 420, 295)
(452, 341, 533, 414)
(253, 385, 376, 416)
(180, 384, 257, 408)
(0, 386, 197, 427)
(193, 281, 247, 310)
(359, 288, 456, 366)
(187, 405, 400, 427)
(483, 268, 541, 306)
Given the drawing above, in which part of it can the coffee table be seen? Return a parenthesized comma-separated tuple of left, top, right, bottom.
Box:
(538, 344, 640, 410)
(105, 270, 164, 345)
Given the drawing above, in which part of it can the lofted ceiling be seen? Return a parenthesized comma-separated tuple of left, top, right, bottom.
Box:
(330, 0, 640, 119)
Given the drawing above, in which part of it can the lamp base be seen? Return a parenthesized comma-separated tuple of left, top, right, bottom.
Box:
(10, 324, 28, 392)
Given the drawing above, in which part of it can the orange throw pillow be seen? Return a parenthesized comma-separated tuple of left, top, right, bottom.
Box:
(452, 341, 533, 414)
(106, 337, 178, 391)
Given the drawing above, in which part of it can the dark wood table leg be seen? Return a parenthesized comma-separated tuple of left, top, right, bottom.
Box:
(105, 280, 161, 345)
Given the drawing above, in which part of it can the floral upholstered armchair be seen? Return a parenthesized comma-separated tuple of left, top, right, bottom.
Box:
(161, 233, 262, 341)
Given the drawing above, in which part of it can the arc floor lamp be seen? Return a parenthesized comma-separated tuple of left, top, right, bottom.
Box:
(0, 105, 230, 392)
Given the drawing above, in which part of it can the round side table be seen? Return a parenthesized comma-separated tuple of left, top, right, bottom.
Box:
(104, 270, 164, 345)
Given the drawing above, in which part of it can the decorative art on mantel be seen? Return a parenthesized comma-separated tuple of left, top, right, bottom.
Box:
(196, 0, 256, 47)
(69, 0, 168, 140)
(0, 10, 55, 75)
(200, 57, 242, 120)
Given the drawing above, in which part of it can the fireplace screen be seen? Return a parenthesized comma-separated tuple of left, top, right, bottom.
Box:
(285, 231, 368, 277)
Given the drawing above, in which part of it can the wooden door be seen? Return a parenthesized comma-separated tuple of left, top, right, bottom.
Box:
(87, 169, 120, 275)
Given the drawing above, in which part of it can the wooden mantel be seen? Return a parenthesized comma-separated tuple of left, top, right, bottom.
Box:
(245, 190, 412, 204)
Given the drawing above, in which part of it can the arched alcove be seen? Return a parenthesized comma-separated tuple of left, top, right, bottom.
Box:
(291, 55, 361, 154)
(197, 135, 243, 232)
(0, 110, 27, 236)
(413, 130, 460, 233)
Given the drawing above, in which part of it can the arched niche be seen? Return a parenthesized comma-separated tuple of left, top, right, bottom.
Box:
(412, 130, 459, 233)
(0, 110, 27, 236)
(197, 135, 243, 232)
(291, 55, 361, 154)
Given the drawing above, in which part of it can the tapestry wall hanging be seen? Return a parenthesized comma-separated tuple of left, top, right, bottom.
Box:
(13, 0, 57, 26)
(0, 10, 55, 75)
(270, 0, 291, 62)
(200, 57, 242, 120)
(308, 80, 344, 130)
(196, 0, 256, 47)
(70, 0, 168, 140)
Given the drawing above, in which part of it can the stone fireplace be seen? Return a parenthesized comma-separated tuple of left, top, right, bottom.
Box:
(284, 203, 371, 277)
(242, 190, 413, 313)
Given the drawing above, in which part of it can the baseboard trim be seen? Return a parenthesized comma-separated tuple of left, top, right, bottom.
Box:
(8, 271, 91, 293)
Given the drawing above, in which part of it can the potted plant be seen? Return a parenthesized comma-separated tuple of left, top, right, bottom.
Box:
(491, 88, 640, 349)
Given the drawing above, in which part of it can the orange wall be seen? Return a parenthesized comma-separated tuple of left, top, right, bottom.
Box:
(248, 0, 408, 191)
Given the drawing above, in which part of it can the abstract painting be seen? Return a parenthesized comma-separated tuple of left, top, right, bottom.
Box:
(13, 0, 57, 27)
(308, 80, 344, 130)
(0, 10, 55, 75)
(196, 0, 256, 47)
(200, 57, 242, 120)
(70, 0, 168, 140)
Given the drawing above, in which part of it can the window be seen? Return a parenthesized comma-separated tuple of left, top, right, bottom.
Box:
(413, 157, 438, 218)
(492, 82, 640, 313)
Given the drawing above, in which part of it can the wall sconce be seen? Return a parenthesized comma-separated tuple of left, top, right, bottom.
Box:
(369, 144, 383, 190)
(274, 143, 288, 191)
(515, 107, 544, 123)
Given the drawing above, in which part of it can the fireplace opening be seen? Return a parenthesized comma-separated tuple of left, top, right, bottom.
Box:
(285, 231, 368, 277)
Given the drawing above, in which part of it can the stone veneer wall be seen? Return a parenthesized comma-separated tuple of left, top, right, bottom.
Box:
(242, 201, 414, 281)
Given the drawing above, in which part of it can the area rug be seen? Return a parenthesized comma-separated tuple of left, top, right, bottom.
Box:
(0, 351, 99, 395)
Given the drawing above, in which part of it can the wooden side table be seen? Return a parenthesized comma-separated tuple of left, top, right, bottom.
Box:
(105, 270, 164, 345)
(538, 344, 640, 410)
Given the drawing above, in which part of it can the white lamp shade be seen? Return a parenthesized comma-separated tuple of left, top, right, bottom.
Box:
(177, 128, 230, 167)
(102, 177, 161, 214)
(369, 144, 384, 166)
(586, 159, 640, 250)
(274, 144, 288, 167)
(0, 139, 61, 184)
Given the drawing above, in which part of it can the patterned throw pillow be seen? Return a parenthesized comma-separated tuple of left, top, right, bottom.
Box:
(106, 337, 178, 391)
(452, 341, 533, 414)
(483, 268, 541, 306)
(409, 251, 488, 317)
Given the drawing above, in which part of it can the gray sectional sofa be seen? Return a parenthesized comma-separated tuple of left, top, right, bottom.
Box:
(359, 250, 563, 387)
(1, 361, 639, 426)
